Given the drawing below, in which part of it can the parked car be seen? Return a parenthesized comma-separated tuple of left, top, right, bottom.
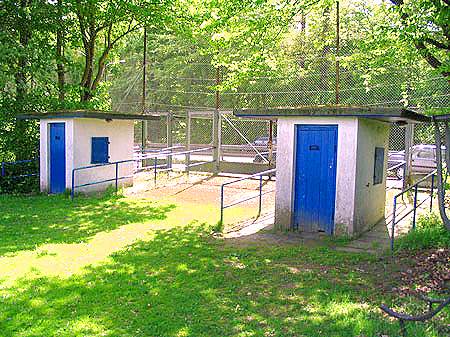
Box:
(253, 136, 277, 146)
(388, 144, 445, 179)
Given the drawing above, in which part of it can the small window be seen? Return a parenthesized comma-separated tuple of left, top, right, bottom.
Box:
(91, 137, 109, 164)
(373, 147, 385, 185)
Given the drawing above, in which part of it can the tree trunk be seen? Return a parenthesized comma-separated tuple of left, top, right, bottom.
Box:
(433, 118, 450, 231)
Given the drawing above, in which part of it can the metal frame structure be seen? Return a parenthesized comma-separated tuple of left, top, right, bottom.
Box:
(220, 168, 276, 224)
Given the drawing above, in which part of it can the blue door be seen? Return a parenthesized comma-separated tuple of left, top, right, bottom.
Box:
(49, 123, 66, 194)
(293, 125, 337, 234)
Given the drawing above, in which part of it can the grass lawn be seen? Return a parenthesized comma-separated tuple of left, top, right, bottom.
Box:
(0, 193, 447, 336)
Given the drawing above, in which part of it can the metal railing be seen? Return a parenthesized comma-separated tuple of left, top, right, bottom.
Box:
(71, 146, 216, 199)
(390, 170, 437, 251)
(1, 158, 39, 180)
(71, 159, 135, 199)
(220, 168, 276, 224)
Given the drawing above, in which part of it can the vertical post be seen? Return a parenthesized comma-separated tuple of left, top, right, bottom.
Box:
(268, 120, 274, 165)
(167, 112, 173, 169)
(391, 197, 397, 251)
(220, 185, 224, 224)
(1, 162, 4, 177)
(412, 183, 418, 229)
(403, 124, 414, 189)
(335, 0, 340, 105)
(115, 162, 119, 192)
(154, 157, 157, 185)
(71, 169, 75, 200)
(213, 67, 220, 172)
(258, 174, 263, 216)
(141, 27, 148, 159)
(186, 111, 191, 175)
(430, 174, 435, 212)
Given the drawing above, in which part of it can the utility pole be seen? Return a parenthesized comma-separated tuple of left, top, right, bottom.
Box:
(335, 1, 340, 105)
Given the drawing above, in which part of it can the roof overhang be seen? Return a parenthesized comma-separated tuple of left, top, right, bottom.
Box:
(17, 110, 160, 121)
(233, 106, 431, 123)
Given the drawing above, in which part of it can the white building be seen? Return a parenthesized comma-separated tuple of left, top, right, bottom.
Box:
(21, 110, 154, 195)
(235, 106, 429, 236)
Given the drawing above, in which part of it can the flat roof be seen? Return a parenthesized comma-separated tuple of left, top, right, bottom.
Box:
(234, 106, 430, 123)
(17, 110, 160, 121)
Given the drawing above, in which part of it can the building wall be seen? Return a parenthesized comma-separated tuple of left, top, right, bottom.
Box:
(39, 119, 74, 192)
(72, 119, 134, 193)
(40, 118, 134, 194)
(275, 117, 359, 234)
(354, 118, 390, 233)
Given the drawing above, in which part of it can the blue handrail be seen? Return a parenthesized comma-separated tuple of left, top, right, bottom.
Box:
(220, 168, 276, 224)
(390, 170, 436, 251)
(0, 158, 39, 180)
(71, 159, 135, 199)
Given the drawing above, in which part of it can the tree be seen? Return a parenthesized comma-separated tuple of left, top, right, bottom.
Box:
(389, 0, 450, 79)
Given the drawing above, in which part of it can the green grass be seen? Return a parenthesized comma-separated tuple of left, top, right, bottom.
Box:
(0, 194, 447, 336)
(396, 212, 450, 251)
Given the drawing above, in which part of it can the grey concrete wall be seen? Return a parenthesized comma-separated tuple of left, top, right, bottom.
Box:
(274, 117, 359, 234)
(354, 118, 390, 233)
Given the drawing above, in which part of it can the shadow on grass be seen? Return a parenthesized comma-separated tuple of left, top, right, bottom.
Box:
(0, 225, 443, 337)
(0, 193, 175, 256)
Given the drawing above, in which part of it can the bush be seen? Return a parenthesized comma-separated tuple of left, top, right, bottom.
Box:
(396, 213, 450, 251)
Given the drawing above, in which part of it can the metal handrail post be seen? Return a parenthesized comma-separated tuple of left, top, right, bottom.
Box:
(258, 174, 263, 216)
(115, 162, 119, 192)
(412, 184, 419, 230)
(430, 174, 435, 212)
(154, 157, 157, 185)
(220, 184, 224, 224)
(391, 197, 397, 251)
(71, 169, 75, 200)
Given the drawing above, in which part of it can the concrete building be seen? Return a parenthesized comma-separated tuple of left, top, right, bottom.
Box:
(20, 110, 154, 194)
(235, 106, 429, 236)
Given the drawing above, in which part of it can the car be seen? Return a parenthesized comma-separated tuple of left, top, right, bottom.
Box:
(388, 144, 445, 179)
(253, 136, 277, 146)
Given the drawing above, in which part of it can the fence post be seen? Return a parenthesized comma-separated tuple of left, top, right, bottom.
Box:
(391, 197, 397, 252)
(115, 162, 119, 192)
(167, 112, 173, 169)
(412, 183, 418, 230)
(430, 174, 435, 212)
(186, 111, 191, 176)
(258, 174, 263, 216)
(154, 157, 157, 185)
(1, 162, 4, 177)
(71, 169, 75, 200)
(220, 184, 224, 224)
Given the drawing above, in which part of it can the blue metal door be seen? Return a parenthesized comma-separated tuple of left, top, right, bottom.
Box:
(293, 125, 337, 234)
(49, 123, 66, 194)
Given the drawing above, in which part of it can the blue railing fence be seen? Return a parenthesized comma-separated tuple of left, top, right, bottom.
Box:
(71, 159, 135, 199)
(0, 158, 39, 194)
(71, 146, 216, 199)
(390, 170, 437, 251)
(220, 168, 276, 224)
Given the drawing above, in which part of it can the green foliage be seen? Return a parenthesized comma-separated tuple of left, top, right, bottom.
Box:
(396, 213, 450, 251)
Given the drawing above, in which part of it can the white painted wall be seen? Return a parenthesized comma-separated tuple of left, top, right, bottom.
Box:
(72, 119, 134, 193)
(275, 117, 359, 234)
(354, 118, 390, 233)
(39, 118, 134, 194)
